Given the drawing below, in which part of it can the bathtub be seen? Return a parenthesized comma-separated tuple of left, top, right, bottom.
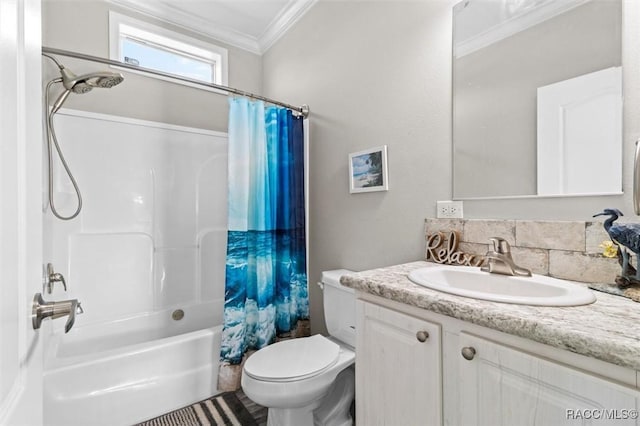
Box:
(43, 300, 223, 426)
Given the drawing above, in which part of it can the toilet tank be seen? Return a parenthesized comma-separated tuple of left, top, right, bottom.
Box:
(321, 269, 356, 348)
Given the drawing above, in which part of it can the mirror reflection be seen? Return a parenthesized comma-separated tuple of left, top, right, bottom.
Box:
(453, 0, 622, 199)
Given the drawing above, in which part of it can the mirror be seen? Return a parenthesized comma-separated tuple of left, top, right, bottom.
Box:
(453, 0, 622, 199)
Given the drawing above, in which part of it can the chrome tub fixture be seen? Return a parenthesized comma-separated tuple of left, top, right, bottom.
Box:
(32, 293, 84, 333)
(45, 262, 67, 294)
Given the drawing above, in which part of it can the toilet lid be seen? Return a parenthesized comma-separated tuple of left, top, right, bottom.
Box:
(244, 335, 340, 382)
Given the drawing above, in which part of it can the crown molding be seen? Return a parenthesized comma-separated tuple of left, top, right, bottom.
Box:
(106, 0, 317, 55)
(455, 0, 589, 58)
(106, 0, 261, 54)
(259, 0, 318, 53)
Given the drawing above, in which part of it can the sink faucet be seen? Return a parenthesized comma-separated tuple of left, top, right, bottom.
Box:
(480, 237, 532, 277)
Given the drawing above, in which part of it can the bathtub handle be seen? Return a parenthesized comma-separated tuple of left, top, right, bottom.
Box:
(32, 293, 83, 333)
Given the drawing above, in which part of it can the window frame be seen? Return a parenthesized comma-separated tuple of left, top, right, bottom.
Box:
(109, 11, 229, 92)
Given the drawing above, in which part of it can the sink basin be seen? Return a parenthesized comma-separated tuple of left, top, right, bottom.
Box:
(408, 265, 596, 306)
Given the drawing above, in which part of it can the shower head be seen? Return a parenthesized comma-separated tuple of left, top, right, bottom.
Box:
(49, 66, 125, 114)
(59, 66, 124, 93)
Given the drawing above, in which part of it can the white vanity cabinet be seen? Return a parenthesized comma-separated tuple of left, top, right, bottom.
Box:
(356, 300, 442, 426)
(356, 297, 640, 426)
(457, 333, 640, 426)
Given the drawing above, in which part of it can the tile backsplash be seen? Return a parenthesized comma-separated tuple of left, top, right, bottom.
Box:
(425, 218, 619, 285)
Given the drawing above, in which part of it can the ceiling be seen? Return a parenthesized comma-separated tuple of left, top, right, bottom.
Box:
(107, 0, 317, 54)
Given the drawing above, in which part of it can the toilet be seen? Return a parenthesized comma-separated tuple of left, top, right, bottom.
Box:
(241, 269, 356, 426)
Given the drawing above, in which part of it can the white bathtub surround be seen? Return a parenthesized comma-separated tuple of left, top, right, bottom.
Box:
(425, 218, 620, 284)
(341, 261, 640, 370)
(45, 109, 228, 320)
(43, 110, 228, 425)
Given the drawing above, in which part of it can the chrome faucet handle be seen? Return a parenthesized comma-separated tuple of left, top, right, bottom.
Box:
(32, 293, 83, 333)
(46, 263, 67, 293)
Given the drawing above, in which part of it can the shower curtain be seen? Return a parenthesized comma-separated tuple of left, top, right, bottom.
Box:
(220, 97, 308, 366)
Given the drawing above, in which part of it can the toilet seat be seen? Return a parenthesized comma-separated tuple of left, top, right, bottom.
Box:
(244, 335, 340, 382)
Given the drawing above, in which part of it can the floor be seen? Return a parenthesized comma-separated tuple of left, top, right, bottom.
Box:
(137, 389, 267, 426)
(235, 389, 267, 426)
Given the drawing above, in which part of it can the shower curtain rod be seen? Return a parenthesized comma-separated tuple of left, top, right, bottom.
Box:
(42, 46, 310, 118)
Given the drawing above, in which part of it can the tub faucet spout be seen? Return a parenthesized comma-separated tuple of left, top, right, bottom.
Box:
(32, 293, 84, 333)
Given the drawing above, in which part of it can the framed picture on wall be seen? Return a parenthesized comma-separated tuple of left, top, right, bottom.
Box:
(349, 145, 389, 193)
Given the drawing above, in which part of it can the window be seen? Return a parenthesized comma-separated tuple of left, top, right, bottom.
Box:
(109, 12, 228, 89)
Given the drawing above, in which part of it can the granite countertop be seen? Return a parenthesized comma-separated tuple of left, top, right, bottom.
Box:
(340, 261, 640, 371)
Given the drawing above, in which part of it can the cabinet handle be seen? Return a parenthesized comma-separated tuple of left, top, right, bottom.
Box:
(461, 346, 476, 360)
(416, 330, 429, 342)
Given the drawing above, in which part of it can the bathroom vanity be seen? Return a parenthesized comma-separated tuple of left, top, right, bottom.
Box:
(343, 261, 640, 426)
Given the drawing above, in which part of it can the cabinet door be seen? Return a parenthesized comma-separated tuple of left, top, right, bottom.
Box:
(458, 333, 640, 426)
(356, 301, 442, 426)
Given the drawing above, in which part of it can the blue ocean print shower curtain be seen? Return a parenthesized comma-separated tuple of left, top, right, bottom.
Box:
(221, 97, 308, 364)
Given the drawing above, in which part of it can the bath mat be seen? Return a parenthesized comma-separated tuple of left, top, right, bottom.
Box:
(135, 392, 258, 426)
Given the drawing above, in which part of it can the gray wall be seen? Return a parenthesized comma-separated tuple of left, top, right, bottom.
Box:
(263, 1, 455, 334)
(263, 0, 640, 334)
(42, 0, 262, 131)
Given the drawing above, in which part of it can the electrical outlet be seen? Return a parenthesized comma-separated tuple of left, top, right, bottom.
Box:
(437, 200, 464, 219)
